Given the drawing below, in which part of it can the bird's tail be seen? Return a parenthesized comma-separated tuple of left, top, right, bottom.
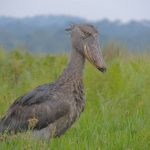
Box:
(0, 117, 8, 134)
(0, 118, 4, 133)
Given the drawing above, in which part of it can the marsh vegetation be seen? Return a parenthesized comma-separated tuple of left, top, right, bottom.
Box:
(0, 44, 150, 149)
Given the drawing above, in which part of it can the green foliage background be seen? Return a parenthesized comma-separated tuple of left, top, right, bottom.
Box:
(0, 46, 150, 150)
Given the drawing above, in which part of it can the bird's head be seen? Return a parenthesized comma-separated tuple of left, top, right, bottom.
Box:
(66, 24, 106, 73)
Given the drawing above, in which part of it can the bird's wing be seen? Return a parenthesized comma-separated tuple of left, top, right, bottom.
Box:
(0, 83, 70, 133)
(13, 83, 55, 105)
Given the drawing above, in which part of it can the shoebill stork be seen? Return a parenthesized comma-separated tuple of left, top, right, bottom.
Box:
(0, 24, 106, 139)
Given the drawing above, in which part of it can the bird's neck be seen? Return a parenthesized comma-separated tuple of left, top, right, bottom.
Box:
(59, 49, 85, 81)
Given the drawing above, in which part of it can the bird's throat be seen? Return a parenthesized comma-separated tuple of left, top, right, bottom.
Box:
(59, 49, 85, 81)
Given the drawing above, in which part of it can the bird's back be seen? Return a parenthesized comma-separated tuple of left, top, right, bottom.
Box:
(0, 77, 85, 138)
(0, 83, 69, 133)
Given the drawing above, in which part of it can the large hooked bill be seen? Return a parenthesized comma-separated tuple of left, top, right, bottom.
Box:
(83, 35, 106, 73)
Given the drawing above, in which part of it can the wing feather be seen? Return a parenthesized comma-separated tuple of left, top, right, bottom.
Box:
(0, 84, 70, 133)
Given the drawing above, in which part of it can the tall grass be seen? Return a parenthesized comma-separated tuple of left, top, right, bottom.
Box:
(0, 47, 150, 150)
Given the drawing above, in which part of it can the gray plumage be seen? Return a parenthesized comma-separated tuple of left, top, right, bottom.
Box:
(0, 24, 106, 139)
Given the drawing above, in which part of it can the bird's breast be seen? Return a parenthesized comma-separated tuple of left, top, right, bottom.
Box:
(67, 79, 86, 123)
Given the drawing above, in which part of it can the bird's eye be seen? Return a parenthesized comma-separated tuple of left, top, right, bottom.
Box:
(82, 32, 91, 39)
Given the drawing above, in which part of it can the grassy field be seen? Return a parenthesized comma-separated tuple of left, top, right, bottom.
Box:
(0, 47, 150, 150)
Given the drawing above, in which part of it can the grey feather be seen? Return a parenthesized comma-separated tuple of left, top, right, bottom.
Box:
(0, 24, 106, 139)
